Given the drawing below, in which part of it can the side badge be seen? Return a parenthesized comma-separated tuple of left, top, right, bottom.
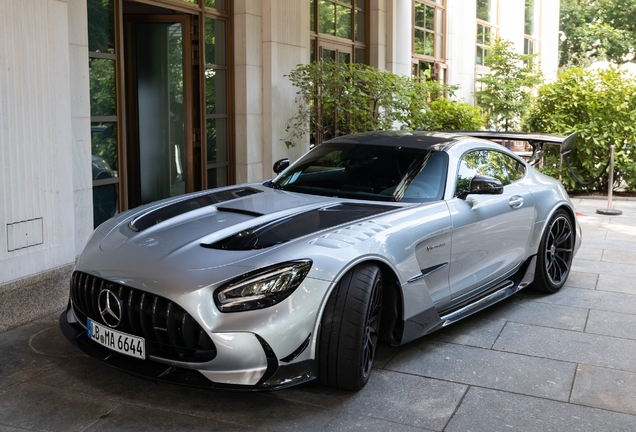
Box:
(427, 243, 446, 252)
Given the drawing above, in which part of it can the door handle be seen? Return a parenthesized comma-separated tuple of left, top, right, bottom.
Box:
(509, 196, 524, 208)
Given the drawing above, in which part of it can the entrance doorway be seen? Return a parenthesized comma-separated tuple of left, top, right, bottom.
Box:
(123, 13, 195, 207)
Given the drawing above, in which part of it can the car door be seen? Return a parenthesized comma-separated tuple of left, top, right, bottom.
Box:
(447, 149, 534, 300)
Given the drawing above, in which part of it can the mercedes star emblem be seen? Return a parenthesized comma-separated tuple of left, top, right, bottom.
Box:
(98, 289, 122, 328)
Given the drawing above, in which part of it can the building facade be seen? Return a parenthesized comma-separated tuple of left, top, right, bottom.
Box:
(0, 0, 560, 329)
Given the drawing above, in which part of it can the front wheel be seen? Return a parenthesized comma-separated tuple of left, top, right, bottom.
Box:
(318, 263, 383, 391)
(533, 209, 574, 293)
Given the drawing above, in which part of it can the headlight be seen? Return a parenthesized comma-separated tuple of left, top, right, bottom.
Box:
(214, 260, 312, 312)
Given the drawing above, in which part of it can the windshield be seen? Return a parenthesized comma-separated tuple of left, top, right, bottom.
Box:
(269, 143, 448, 202)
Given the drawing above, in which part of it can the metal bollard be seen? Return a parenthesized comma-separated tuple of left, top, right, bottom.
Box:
(596, 145, 622, 216)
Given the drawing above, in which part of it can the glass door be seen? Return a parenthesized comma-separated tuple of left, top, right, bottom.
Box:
(125, 15, 193, 207)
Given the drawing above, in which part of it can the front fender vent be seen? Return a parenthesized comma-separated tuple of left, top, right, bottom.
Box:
(308, 220, 391, 249)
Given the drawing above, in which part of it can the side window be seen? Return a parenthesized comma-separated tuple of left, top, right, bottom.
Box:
(455, 150, 509, 197)
(499, 152, 526, 182)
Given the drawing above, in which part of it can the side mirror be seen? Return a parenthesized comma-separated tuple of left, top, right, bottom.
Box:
(469, 175, 504, 196)
(273, 158, 290, 174)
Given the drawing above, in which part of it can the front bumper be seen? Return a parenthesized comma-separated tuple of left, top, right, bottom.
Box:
(59, 304, 316, 390)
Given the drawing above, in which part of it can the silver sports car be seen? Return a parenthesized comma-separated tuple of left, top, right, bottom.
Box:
(60, 130, 581, 391)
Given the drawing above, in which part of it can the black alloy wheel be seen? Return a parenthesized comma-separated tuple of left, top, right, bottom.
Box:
(534, 209, 574, 293)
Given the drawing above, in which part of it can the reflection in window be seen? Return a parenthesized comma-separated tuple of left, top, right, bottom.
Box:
(476, 24, 492, 66)
(311, 0, 367, 64)
(525, 0, 535, 36)
(204, 16, 229, 189)
(208, 166, 228, 189)
(91, 123, 118, 174)
(205, 19, 226, 66)
(476, 0, 494, 22)
(204, 0, 226, 9)
(87, 0, 114, 53)
(206, 119, 227, 164)
(88, 0, 119, 228)
(412, 0, 445, 81)
(476, 0, 497, 66)
(205, 69, 227, 114)
(524, 0, 539, 67)
(89, 59, 116, 117)
(455, 150, 510, 197)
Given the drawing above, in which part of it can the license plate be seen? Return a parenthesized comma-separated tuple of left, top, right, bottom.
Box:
(87, 318, 146, 360)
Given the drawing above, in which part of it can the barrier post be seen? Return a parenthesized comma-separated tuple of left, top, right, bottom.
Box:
(596, 145, 622, 216)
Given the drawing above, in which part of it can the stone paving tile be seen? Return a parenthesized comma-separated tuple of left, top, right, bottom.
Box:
(606, 228, 636, 241)
(585, 309, 636, 340)
(0, 321, 80, 358)
(563, 271, 598, 290)
(0, 376, 20, 394)
(117, 383, 339, 432)
(30, 352, 154, 401)
(430, 315, 506, 349)
(524, 286, 636, 315)
(445, 387, 636, 432)
(270, 370, 467, 431)
(0, 382, 119, 432)
(603, 249, 636, 265)
(577, 228, 607, 241)
(573, 248, 603, 261)
(493, 322, 636, 373)
(0, 349, 61, 382)
(580, 238, 636, 253)
(475, 298, 589, 331)
(0, 425, 18, 432)
(572, 258, 636, 278)
(83, 403, 252, 432)
(387, 340, 575, 402)
(597, 274, 636, 295)
(323, 411, 433, 432)
(571, 364, 636, 416)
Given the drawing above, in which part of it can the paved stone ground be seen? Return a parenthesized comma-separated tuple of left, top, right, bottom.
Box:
(1, 198, 636, 432)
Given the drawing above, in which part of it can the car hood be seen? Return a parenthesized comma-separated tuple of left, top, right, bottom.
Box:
(96, 185, 402, 273)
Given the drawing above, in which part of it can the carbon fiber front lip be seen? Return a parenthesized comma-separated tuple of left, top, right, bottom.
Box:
(59, 303, 316, 391)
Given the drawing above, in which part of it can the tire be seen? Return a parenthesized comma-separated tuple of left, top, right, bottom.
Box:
(318, 263, 383, 391)
(533, 209, 575, 293)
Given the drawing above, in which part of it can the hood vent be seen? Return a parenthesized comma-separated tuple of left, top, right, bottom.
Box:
(201, 202, 396, 251)
(130, 187, 262, 232)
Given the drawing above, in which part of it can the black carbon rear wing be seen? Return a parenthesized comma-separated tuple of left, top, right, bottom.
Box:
(447, 131, 577, 155)
(440, 131, 578, 166)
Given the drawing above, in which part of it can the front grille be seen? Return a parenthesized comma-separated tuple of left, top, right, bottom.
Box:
(70, 271, 216, 363)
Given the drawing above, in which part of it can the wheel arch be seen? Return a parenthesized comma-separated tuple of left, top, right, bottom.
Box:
(317, 258, 404, 347)
(534, 203, 577, 255)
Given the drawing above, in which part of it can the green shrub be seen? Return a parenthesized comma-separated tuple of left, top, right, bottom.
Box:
(475, 38, 542, 131)
(419, 98, 485, 131)
(525, 66, 636, 192)
(283, 62, 481, 147)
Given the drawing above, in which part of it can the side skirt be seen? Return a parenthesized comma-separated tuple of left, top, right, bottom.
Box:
(399, 255, 536, 344)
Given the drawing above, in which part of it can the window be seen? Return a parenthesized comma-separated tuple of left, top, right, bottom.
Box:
(412, 0, 446, 81)
(88, 0, 119, 228)
(476, 0, 497, 66)
(310, 0, 367, 63)
(204, 15, 230, 189)
(524, 0, 540, 66)
(272, 144, 448, 202)
(455, 149, 525, 197)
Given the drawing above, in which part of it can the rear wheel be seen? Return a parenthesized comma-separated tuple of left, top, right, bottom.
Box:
(318, 263, 383, 391)
(533, 209, 574, 293)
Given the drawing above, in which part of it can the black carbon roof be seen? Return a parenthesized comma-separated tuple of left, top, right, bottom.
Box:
(324, 131, 464, 150)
